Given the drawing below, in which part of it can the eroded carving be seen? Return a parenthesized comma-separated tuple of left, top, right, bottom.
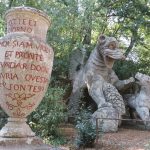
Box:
(68, 35, 134, 132)
(127, 72, 150, 125)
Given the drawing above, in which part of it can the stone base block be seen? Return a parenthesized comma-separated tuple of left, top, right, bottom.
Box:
(0, 137, 62, 150)
(92, 106, 119, 132)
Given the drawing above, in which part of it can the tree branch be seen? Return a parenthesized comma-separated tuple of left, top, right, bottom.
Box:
(9, 0, 14, 8)
(139, 41, 150, 50)
(124, 36, 136, 56)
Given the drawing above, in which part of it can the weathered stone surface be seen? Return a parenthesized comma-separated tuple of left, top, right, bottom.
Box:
(127, 72, 150, 125)
(0, 118, 35, 137)
(0, 137, 62, 150)
(0, 6, 55, 149)
(68, 35, 134, 132)
(0, 6, 54, 138)
(0, 33, 53, 119)
(92, 106, 119, 132)
(5, 6, 51, 41)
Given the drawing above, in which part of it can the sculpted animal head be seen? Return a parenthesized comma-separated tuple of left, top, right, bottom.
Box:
(135, 72, 150, 96)
(97, 35, 125, 68)
(135, 72, 150, 86)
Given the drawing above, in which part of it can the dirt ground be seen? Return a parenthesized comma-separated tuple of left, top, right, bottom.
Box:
(97, 128, 150, 150)
(60, 126, 150, 150)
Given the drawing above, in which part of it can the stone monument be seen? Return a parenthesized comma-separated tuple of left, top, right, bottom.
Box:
(68, 35, 134, 132)
(126, 72, 150, 126)
(0, 6, 57, 150)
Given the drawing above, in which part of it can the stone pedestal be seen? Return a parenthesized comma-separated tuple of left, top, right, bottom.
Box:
(0, 137, 62, 150)
(0, 118, 35, 137)
(92, 106, 119, 132)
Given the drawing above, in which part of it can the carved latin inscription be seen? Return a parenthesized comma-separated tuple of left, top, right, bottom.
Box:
(7, 18, 37, 33)
(0, 35, 53, 117)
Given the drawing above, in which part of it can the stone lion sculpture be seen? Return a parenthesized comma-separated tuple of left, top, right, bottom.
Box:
(68, 35, 134, 132)
(127, 72, 150, 125)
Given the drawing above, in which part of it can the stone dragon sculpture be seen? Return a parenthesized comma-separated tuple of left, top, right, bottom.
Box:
(68, 35, 134, 132)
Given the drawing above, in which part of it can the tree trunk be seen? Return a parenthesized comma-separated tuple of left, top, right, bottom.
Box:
(9, 0, 14, 8)
(82, 8, 92, 45)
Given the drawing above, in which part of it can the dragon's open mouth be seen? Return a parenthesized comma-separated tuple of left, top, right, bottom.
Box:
(103, 49, 125, 68)
(104, 56, 115, 68)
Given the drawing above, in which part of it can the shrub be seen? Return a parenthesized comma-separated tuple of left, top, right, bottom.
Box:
(28, 86, 67, 145)
(75, 108, 96, 148)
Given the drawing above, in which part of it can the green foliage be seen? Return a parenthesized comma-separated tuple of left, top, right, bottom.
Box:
(28, 86, 67, 144)
(0, 108, 7, 130)
(0, 1, 7, 36)
(114, 60, 139, 80)
(135, 37, 150, 75)
(75, 108, 96, 148)
(0, 0, 149, 80)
